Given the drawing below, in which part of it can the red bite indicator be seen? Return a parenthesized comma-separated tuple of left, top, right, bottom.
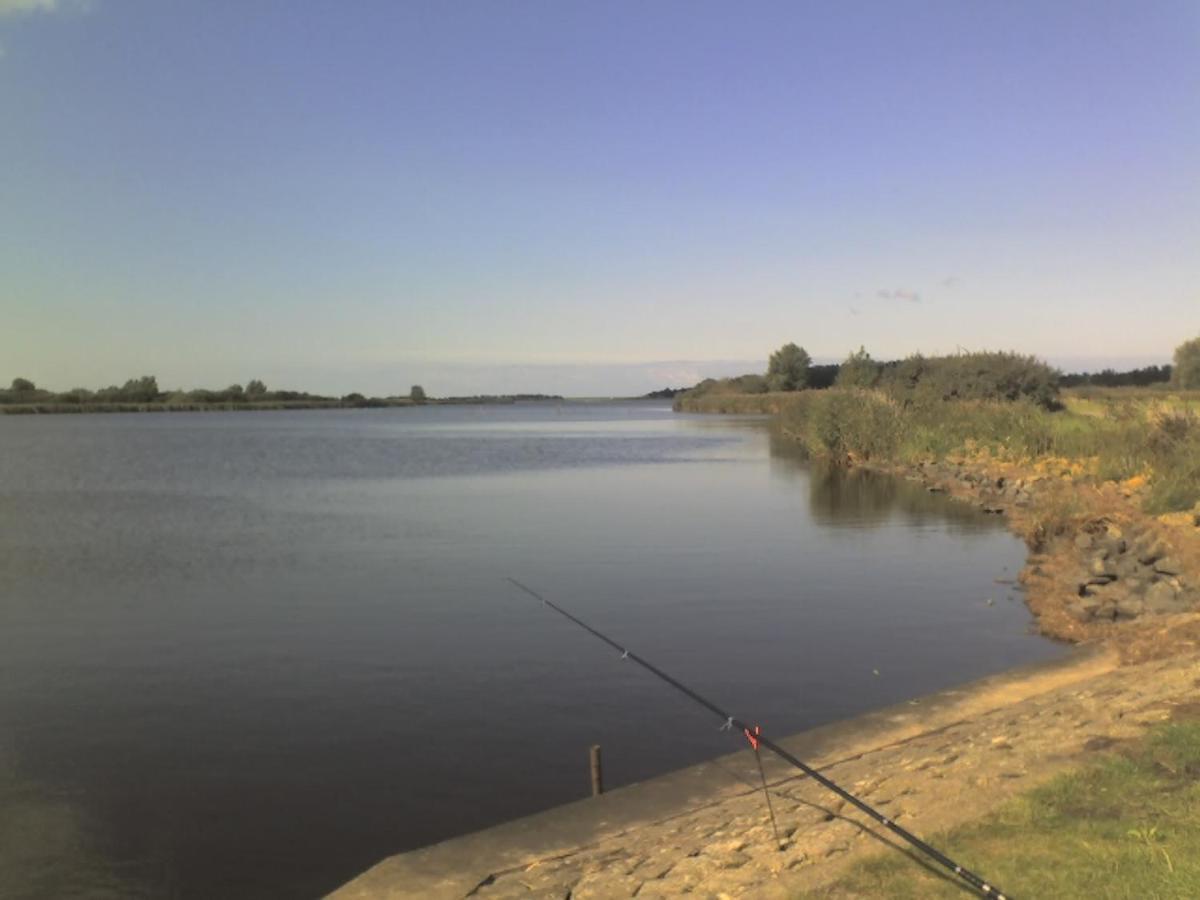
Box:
(743, 724, 761, 751)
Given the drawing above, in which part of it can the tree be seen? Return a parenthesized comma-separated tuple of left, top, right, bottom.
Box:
(835, 346, 881, 388)
(119, 375, 159, 402)
(766, 343, 812, 392)
(1174, 336, 1200, 389)
(410, 384, 427, 404)
(10, 377, 35, 392)
(245, 379, 268, 397)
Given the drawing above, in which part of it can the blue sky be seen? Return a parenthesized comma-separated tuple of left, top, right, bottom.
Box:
(3, 1, 1197, 395)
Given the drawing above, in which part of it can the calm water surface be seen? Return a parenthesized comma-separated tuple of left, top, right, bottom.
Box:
(0, 403, 1063, 898)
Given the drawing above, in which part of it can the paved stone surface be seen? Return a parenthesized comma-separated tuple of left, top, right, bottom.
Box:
(332, 645, 1200, 899)
(470, 654, 1197, 899)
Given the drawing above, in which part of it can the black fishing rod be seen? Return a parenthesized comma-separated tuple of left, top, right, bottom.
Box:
(507, 578, 1012, 900)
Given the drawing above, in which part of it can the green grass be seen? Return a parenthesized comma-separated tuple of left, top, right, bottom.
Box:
(816, 719, 1200, 899)
(673, 391, 803, 415)
(768, 388, 1200, 514)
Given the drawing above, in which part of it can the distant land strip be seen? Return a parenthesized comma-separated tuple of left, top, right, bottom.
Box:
(0, 375, 692, 415)
(0, 375, 586, 415)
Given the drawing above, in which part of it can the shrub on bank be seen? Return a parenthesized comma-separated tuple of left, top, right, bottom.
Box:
(880, 351, 1060, 409)
(1142, 410, 1200, 512)
(834, 347, 881, 389)
(799, 389, 900, 460)
(678, 350, 1059, 409)
(778, 388, 1200, 513)
(683, 374, 770, 398)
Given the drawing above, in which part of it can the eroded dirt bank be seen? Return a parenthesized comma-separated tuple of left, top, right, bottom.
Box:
(824, 442, 1200, 661)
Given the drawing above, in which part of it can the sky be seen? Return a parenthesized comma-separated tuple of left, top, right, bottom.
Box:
(2, 1, 1198, 396)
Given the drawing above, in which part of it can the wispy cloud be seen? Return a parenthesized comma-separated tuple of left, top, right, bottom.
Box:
(0, 0, 57, 14)
(940, 276, 962, 288)
(0, 0, 89, 17)
(0, 0, 90, 61)
(876, 288, 921, 303)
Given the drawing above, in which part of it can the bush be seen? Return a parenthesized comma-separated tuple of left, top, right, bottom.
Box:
(118, 376, 160, 403)
(1174, 336, 1200, 389)
(1142, 410, 1200, 512)
(679, 373, 769, 400)
(834, 347, 880, 388)
(881, 351, 1060, 409)
(782, 390, 901, 461)
(728, 374, 768, 394)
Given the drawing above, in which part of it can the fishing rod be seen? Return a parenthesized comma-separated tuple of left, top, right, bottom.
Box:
(507, 578, 1012, 900)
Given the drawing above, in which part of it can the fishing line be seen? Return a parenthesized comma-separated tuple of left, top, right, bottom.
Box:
(506, 577, 1012, 900)
(745, 724, 784, 851)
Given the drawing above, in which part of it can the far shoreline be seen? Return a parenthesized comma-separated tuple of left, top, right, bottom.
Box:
(0, 395, 678, 416)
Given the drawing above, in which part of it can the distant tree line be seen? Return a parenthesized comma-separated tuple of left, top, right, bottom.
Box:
(2, 375, 169, 405)
(434, 393, 564, 404)
(0, 377, 586, 412)
(1059, 365, 1173, 388)
(687, 346, 1062, 408)
(682, 334, 1200, 405)
(0, 376, 431, 408)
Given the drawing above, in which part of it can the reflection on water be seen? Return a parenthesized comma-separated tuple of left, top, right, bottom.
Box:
(0, 753, 134, 900)
(769, 425, 986, 530)
(0, 403, 1062, 898)
(806, 463, 987, 530)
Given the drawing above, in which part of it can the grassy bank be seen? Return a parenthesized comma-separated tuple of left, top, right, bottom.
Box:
(818, 715, 1200, 899)
(679, 387, 1200, 515)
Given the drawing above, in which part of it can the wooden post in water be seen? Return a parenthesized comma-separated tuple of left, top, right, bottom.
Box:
(589, 744, 604, 797)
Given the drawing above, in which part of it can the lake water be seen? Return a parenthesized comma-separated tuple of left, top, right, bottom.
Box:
(0, 402, 1064, 898)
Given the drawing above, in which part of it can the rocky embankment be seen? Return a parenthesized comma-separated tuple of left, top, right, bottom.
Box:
(1064, 525, 1193, 620)
(868, 454, 1200, 657)
(678, 388, 1200, 646)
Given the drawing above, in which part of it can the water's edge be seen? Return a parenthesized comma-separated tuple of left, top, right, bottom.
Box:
(331, 646, 1114, 899)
